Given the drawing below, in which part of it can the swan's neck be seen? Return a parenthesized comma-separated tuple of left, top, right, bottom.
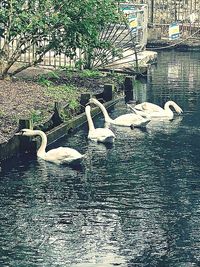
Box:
(93, 100, 112, 122)
(164, 102, 174, 112)
(163, 101, 176, 118)
(35, 130, 47, 158)
(86, 109, 95, 131)
(164, 101, 176, 110)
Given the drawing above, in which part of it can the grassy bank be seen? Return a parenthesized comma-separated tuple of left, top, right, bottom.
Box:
(0, 68, 125, 144)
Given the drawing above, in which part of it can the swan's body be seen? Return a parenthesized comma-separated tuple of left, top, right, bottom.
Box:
(16, 129, 84, 164)
(85, 105, 115, 143)
(89, 98, 150, 128)
(128, 101, 183, 120)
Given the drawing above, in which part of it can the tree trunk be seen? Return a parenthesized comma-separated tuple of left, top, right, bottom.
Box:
(0, 60, 11, 80)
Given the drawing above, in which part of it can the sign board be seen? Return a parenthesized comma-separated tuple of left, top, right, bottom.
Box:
(128, 15, 138, 33)
(120, 4, 136, 16)
(120, 4, 138, 33)
(169, 22, 180, 40)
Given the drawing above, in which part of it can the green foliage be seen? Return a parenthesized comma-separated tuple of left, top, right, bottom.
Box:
(38, 71, 60, 86)
(107, 71, 125, 85)
(75, 59, 85, 70)
(79, 69, 103, 78)
(62, 66, 76, 79)
(30, 110, 43, 124)
(0, 0, 121, 78)
(45, 84, 82, 102)
(0, 110, 5, 117)
(44, 85, 81, 121)
(68, 99, 79, 110)
(46, 71, 60, 79)
(38, 76, 53, 87)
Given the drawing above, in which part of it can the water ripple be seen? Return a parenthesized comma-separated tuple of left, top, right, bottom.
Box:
(1, 51, 200, 266)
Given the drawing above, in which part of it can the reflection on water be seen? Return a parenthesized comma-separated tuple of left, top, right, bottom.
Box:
(1, 51, 200, 266)
(147, 116, 183, 134)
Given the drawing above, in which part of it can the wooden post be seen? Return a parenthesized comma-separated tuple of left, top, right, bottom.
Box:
(19, 119, 33, 130)
(151, 0, 154, 24)
(80, 93, 91, 113)
(103, 84, 114, 102)
(51, 102, 63, 126)
(18, 119, 36, 153)
(124, 76, 134, 103)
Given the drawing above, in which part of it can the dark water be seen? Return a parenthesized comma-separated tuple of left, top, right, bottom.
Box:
(1, 51, 200, 267)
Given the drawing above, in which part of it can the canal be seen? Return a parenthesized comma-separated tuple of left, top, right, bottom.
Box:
(1, 50, 200, 267)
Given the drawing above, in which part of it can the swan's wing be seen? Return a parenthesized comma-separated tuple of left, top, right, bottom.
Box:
(95, 128, 115, 137)
(114, 114, 150, 127)
(127, 104, 138, 114)
(46, 147, 83, 163)
(135, 102, 164, 113)
(89, 128, 115, 142)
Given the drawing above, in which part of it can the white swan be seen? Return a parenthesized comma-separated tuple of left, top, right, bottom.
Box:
(85, 105, 115, 143)
(89, 98, 150, 128)
(16, 129, 84, 164)
(128, 101, 183, 120)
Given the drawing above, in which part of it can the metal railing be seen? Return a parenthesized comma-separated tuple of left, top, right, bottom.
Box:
(134, 0, 200, 39)
(1, 1, 199, 70)
(0, 37, 82, 69)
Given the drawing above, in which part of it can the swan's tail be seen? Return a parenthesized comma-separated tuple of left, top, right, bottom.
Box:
(68, 153, 85, 165)
(131, 117, 151, 129)
(127, 103, 137, 113)
(128, 105, 150, 118)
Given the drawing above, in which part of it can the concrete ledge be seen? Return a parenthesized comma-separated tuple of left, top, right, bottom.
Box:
(40, 97, 122, 146)
(0, 136, 20, 161)
(147, 39, 200, 51)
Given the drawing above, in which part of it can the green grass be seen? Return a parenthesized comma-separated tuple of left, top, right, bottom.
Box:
(38, 71, 60, 86)
(30, 109, 44, 124)
(45, 85, 80, 101)
(44, 85, 86, 120)
(79, 69, 103, 78)
(0, 110, 5, 117)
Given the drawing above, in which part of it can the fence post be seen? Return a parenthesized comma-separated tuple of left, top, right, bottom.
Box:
(80, 93, 91, 113)
(151, 0, 154, 24)
(51, 102, 63, 126)
(124, 76, 134, 103)
(103, 84, 114, 102)
(18, 119, 36, 153)
(19, 119, 33, 130)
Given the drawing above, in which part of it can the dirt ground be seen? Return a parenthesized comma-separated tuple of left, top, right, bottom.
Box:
(0, 79, 55, 143)
(0, 67, 121, 144)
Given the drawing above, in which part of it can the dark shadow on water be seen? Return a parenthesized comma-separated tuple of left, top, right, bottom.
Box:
(130, 125, 148, 133)
(37, 157, 86, 172)
(0, 153, 37, 175)
(0, 152, 86, 176)
(101, 142, 114, 149)
(87, 140, 114, 150)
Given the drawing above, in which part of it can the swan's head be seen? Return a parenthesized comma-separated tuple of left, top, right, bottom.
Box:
(15, 129, 35, 136)
(89, 98, 99, 105)
(166, 101, 183, 115)
(175, 105, 183, 115)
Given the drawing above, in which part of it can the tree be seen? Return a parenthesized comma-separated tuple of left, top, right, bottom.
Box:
(0, 0, 121, 79)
